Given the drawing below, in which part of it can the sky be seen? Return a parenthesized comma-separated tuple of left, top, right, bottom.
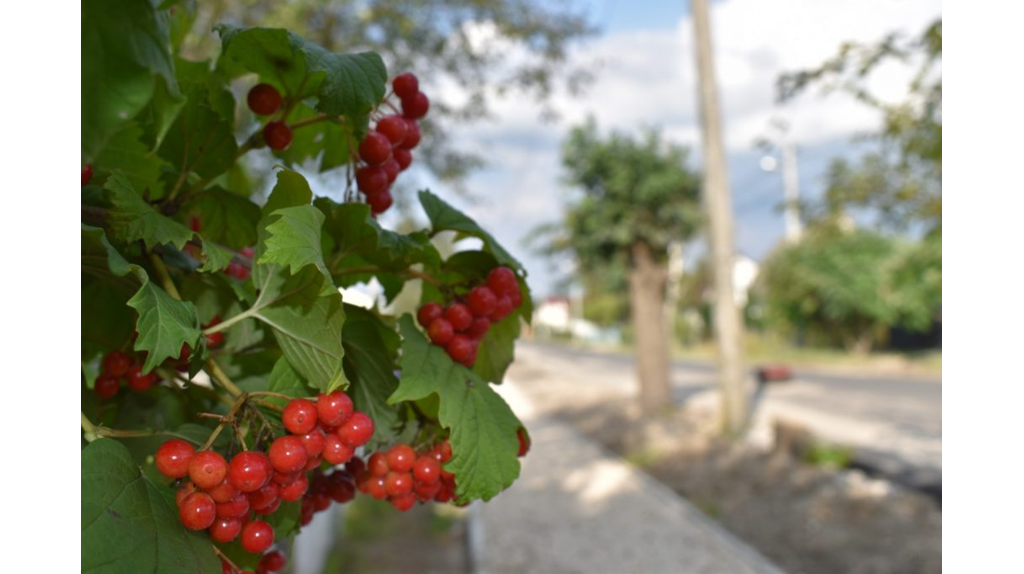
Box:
(390, 0, 942, 299)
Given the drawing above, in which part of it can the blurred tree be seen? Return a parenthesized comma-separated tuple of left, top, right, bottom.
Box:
(179, 0, 595, 186)
(537, 119, 702, 413)
(778, 19, 941, 234)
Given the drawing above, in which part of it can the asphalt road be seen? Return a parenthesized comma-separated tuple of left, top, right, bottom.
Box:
(514, 341, 942, 490)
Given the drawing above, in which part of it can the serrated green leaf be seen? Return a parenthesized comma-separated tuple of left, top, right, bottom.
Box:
(263, 169, 313, 215)
(316, 199, 442, 275)
(342, 305, 401, 450)
(183, 188, 261, 250)
(273, 103, 352, 172)
(419, 190, 522, 269)
(107, 172, 195, 250)
(94, 123, 169, 198)
(267, 357, 314, 404)
(82, 0, 180, 160)
(260, 205, 335, 295)
(158, 72, 238, 179)
(129, 281, 202, 374)
(197, 241, 233, 273)
(391, 316, 521, 502)
(81, 439, 220, 574)
(473, 313, 522, 384)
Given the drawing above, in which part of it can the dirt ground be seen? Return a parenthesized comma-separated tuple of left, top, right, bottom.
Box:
(508, 360, 942, 574)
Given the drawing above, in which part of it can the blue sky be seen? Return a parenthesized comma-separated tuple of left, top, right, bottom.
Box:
(387, 0, 942, 298)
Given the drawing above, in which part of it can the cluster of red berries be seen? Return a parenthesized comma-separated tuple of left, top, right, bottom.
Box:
(354, 441, 458, 511)
(154, 391, 373, 556)
(354, 72, 429, 216)
(94, 350, 158, 399)
(298, 463, 359, 526)
(416, 266, 523, 366)
(219, 549, 286, 574)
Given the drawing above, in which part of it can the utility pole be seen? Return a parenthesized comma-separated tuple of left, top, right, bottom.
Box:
(691, 0, 748, 436)
(758, 118, 803, 243)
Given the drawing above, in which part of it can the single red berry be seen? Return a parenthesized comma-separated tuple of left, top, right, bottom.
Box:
(393, 148, 413, 171)
(468, 286, 498, 317)
(461, 344, 478, 367)
(376, 115, 408, 146)
(398, 120, 421, 150)
(103, 350, 132, 377)
(382, 158, 400, 184)
(228, 451, 272, 492)
(413, 456, 441, 484)
(189, 216, 202, 232)
(414, 480, 442, 501)
(366, 189, 393, 215)
(368, 452, 390, 477)
(446, 335, 474, 365)
(338, 412, 375, 447)
(517, 427, 531, 457)
(444, 303, 473, 332)
(269, 435, 309, 474)
(417, 302, 444, 328)
(179, 492, 217, 530)
(176, 482, 197, 507)
(366, 475, 388, 500)
(346, 456, 366, 476)
(487, 267, 518, 297)
(94, 374, 120, 400)
(391, 492, 417, 511)
(327, 473, 356, 503)
(401, 92, 430, 119)
(272, 470, 300, 486)
(283, 398, 318, 435)
(204, 316, 224, 348)
(260, 550, 287, 573)
(312, 491, 331, 512)
(125, 364, 156, 392)
(359, 132, 392, 165)
(255, 496, 281, 516)
(385, 472, 413, 497)
(392, 72, 419, 100)
(491, 296, 514, 321)
(241, 246, 254, 258)
(189, 450, 228, 489)
(209, 517, 242, 543)
(386, 444, 416, 473)
(435, 484, 454, 503)
(464, 316, 491, 340)
(317, 391, 354, 428)
(279, 473, 309, 502)
(437, 441, 453, 462)
(323, 433, 355, 464)
(241, 521, 275, 554)
(247, 83, 282, 115)
(263, 121, 293, 151)
(249, 482, 279, 511)
(156, 439, 196, 479)
(225, 261, 250, 280)
(356, 164, 388, 195)
(207, 480, 239, 503)
(216, 494, 250, 519)
(427, 318, 454, 345)
(300, 503, 315, 526)
(304, 454, 323, 472)
(509, 290, 523, 308)
(299, 428, 326, 458)
(82, 164, 94, 186)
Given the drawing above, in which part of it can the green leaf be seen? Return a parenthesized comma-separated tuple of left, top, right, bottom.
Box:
(267, 357, 314, 404)
(473, 313, 522, 384)
(263, 169, 313, 215)
(106, 172, 195, 251)
(183, 188, 261, 250)
(419, 190, 523, 269)
(391, 316, 521, 502)
(93, 123, 169, 198)
(158, 66, 239, 179)
(342, 306, 401, 450)
(129, 281, 202, 374)
(197, 241, 233, 273)
(274, 104, 352, 172)
(316, 199, 442, 274)
(260, 205, 335, 296)
(81, 439, 220, 574)
(82, 0, 181, 160)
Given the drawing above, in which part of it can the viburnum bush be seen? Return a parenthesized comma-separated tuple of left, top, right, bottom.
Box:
(82, 3, 531, 573)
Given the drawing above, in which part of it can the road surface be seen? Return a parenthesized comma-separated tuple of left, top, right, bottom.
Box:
(513, 342, 942, 492)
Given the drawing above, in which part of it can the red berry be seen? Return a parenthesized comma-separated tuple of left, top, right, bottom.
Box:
(241, 521, 275, 554)
(446, 335, 474, 365)
(491, 296, 514, 321)
(272, 470, 300, 486)
(176, 482, 197, 507)
(228, 451, 272, 492)
(179, 492, 216, 530)
(437, 441, 453, 462)
(464, 316, 491, 340)
(392, 72, 419, 100)
(386, 445, 416, 473)
(327, 474, 356, 503)
(368, 452, 390, 477)
(94, 374, 120, 400)
(260, 550, 287, 573)
(247, 83, 282, 115)
(366, 475, 388, 500)
(398, 120, 421, 150)
(359, 132, 392, 165)
(487, 267, 518, 297)
(317, 391, 354, 427)
(323, 433, 355, 465)
(280, 475, 309, 502)
(356, 164, 388, 195)
(304, 454, 323, 472)
(417, 302, 444, 328)
(225, 261, 250, 280)
(393, 148, 413, 171)
(382, 158, 400, 184)
(263, 121, 292, 151)
(385, 472, 413, 497)
(82, 164, 94, 186)
(390, 492, 417, 512)
(216, 494, 250, 519)
(427, 318, 454, 345)
(517, 427, 531, 457)
(401, 92, 430, 119)
(155, 439, 196, 479)
(376, 115, 408, 146)
(468, 286, 498, 317)
(103, 351, 132, 377)
(125, 364, 156, 392)
(189, 450, 228, 490)
(283, 399, 318, 435)
(509, 290, 523, 308)
(414, 480, 442, 501)
(338, 412, 375, 447)
(413, 456, 441, 484)
(249, 482, 279, 511)
(269, 436, 309, 474)
(205, 316, 225, 348)
(445, 303, 473, 332)
(299, 428, 326, 458)
(366, 190, 393, 215)
(209, 517, 242, 543)
(207, 480, 239, 503)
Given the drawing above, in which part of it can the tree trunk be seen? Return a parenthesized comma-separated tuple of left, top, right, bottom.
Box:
(629, 242, 672, 415)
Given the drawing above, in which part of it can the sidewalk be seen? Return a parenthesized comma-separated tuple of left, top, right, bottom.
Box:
(477, 379, 784, 574)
